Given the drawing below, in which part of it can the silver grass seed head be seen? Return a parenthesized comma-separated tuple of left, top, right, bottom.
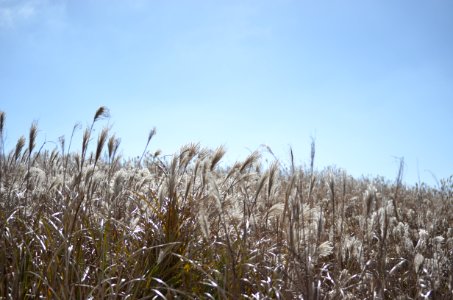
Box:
(107, 135, 120, 159)
(147, 127, 157, 144)
(210, 145, 226, 171)
(432, 235, 445, 250)
(0, 111, 4, 137)
(208, 175, 223, 212)
(58, 135, 65, 151)
(95, 127, 109, 163)
(414, 253, 424, 273)
(28, 121, 38, 155)
(363, 186, 376, 217)
(240, 151, 260, 173)
(318, 241, 334, 258)
(268, 161, 278, 196)
(15, 136, 26, 161)
(310, 138, 315, 172)
(93, 106, 110, 123)
(290, 147, 295, 174)
(198, 209, 210, 240)
(267, 203, 284, 218)
(82, 128, 90, 153)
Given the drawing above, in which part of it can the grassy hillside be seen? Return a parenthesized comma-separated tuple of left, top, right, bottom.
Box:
(0, 108, 452, 299)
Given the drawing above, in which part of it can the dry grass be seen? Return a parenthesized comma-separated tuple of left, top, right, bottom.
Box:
(0, 107, 452, 299)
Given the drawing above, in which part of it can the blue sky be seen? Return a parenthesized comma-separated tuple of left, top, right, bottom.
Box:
(1, 0, 452, 186)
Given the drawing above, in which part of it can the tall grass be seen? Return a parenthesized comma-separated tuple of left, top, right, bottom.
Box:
(0, 108, 452, 299)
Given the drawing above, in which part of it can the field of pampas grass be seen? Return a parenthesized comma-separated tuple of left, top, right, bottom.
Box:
(0, 107, 452, 299)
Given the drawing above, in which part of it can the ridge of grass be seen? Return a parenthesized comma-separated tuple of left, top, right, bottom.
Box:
(0, 107, 452, 299)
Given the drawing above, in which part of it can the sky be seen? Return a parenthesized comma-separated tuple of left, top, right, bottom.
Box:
(1, 0, 452, 187)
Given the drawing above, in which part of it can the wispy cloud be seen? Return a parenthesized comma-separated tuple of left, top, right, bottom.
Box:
(0, 0, 35, 28)
(0, 0, 65, 29)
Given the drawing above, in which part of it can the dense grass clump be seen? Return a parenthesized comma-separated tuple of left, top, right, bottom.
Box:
(0, 108, 452, 299)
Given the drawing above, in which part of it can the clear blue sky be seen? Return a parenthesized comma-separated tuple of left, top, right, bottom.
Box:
(1, 0, 452, 186)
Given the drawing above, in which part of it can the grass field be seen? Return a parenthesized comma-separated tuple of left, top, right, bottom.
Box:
(0, 108, 452, 299)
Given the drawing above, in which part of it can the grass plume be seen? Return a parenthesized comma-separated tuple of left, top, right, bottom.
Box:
(0, 110, 451, 299)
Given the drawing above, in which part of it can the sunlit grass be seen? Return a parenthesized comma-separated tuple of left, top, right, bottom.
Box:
(0, 108, 452, 299)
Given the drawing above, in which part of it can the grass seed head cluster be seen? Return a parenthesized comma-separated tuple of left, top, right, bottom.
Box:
(0, 108, 452, 299)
